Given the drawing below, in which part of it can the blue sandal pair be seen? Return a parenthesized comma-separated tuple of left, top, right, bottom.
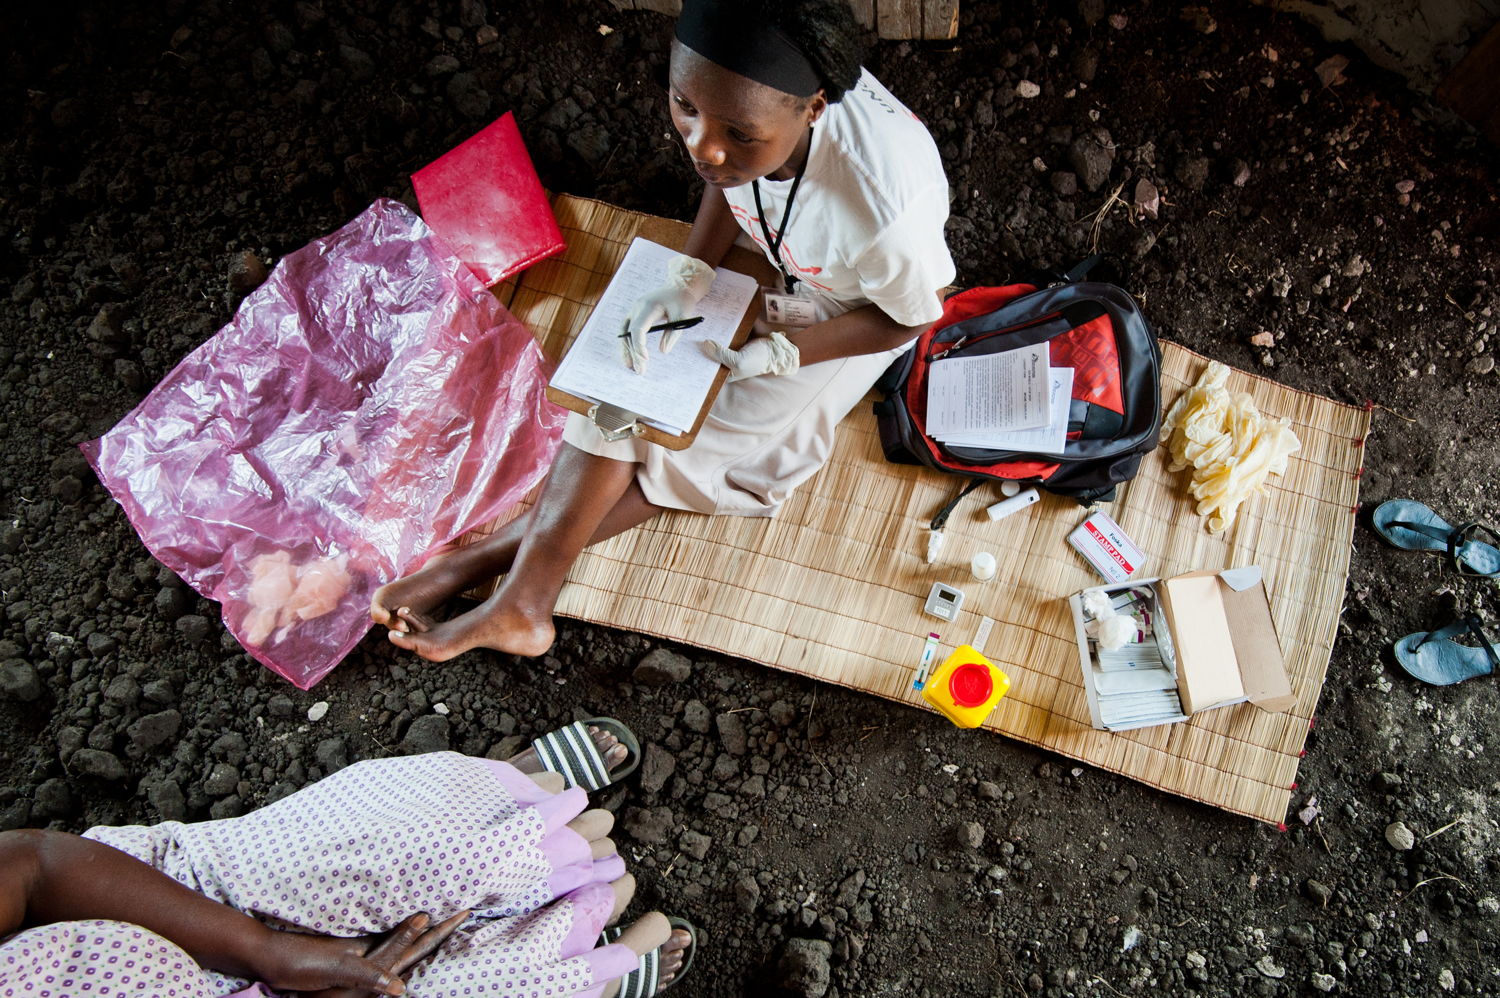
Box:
(1373, 501, 1499, 686)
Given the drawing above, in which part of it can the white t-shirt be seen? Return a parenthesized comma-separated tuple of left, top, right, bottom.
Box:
(722, 68, 954, 328)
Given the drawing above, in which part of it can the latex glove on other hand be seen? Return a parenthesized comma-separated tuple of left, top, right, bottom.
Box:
(620, 254, 716, 373)
(704, 330, 801, 383)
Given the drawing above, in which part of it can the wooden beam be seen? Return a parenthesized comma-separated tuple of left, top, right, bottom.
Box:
(607, 0, 681, 15)
(847, 0, 877, 32)
(1437, 20, 1500, 146)
(876, 0, 918, 40)
(605, 0, 960, 41)
(923, 0, 961, 40)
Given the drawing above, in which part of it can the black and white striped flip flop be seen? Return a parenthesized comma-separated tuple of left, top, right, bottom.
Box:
(599, 916, 697, 997)
(532, 717, 641, 792)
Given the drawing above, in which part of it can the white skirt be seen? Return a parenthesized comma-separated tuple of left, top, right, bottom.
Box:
(563, 341, 910, 516)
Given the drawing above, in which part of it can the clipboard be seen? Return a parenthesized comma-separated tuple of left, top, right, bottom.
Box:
(544, 217, 776, 450)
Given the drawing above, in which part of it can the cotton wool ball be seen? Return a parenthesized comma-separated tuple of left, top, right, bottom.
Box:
(1094, 614, 1137, 651)
(1081, 589, 1115, 621)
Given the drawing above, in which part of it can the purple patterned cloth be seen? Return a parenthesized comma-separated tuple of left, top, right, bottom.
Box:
(1, 754, 639, 998)
(0, 919, 245, 997)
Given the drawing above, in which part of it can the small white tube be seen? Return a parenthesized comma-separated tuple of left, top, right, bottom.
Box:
(925, 528, 945, 564)
(999, 479, 1022, 498)
(970, 551, 997, 581)
(984, 487, 1040, 522)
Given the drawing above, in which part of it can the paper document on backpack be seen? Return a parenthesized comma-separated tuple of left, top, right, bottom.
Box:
(934, 367, 1073, 454)
(924, 343, 1051, 436)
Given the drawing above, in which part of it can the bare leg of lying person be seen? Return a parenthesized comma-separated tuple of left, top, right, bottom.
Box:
(381, 444, 661, 660)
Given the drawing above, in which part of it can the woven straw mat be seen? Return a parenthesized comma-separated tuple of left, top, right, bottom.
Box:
(470, 194, 1370, 825)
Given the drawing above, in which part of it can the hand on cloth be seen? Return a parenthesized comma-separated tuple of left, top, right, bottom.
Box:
(275, 909, 471, 997)
(620, 254, 716, 373)
(703, 324, 801, 383)
(0, 828, 467, 998)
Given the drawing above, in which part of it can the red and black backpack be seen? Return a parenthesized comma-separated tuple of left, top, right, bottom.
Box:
(873, 278, 1162, 504)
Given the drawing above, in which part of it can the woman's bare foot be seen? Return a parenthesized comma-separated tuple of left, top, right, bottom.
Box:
(508, 725, 630, 779)
(600, 913, 692, 997)
(385, 588, 554, 661)
(370, 547, 474, 632)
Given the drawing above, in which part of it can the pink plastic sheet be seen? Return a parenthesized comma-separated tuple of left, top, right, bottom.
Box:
(83, 199, 567, 688)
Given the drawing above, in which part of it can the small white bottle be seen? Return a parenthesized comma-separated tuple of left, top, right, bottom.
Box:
(970, 551, 997, 581)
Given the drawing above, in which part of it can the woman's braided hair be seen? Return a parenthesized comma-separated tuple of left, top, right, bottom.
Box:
(754, 0, 866, 102)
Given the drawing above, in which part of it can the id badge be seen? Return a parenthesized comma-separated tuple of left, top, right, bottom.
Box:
(762, 289, 819, 328)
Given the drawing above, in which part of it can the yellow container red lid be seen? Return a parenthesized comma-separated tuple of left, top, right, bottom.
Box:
(921, 645, 1010, 728)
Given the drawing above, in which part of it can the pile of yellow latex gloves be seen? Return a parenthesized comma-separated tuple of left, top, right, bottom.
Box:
(1159, 361, 1301, 533)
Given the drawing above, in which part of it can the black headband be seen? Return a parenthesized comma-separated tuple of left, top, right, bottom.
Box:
(675, 0, 822, 98)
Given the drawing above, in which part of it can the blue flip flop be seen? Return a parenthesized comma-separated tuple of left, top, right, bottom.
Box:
(1393, 616, 1499, 685)
(1370, 500, 1500, 578)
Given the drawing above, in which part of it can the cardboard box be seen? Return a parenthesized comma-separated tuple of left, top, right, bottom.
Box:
(1068, 566, 1294, 732)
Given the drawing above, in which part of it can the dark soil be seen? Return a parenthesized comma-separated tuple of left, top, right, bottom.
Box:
(4, 1, 1499, 996)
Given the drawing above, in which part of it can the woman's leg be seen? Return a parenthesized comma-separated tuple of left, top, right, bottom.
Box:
(600, 913, 692, 997)
(384, 445, 661, 660)
(371, 444, 663, 632)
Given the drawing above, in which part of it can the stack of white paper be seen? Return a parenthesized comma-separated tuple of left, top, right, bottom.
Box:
(549, 238, 759, 435)
(926, 344, 1074, 455)
(1098, 688, 1184, 728)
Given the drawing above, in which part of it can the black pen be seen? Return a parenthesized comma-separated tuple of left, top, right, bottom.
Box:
(619, 315, 706, 340)
(648, 316, 705, 333)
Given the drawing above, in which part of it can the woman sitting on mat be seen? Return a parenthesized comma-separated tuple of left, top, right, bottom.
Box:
(0, 720, 695, 998)
(371, 0, 954, 661)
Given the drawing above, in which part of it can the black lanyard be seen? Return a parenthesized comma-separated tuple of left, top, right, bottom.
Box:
(751, 127, 811, 294)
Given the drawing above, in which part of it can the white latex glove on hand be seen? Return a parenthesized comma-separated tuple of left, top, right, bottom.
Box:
(704, 330, 801, 383)
(620, 254, 716, 373)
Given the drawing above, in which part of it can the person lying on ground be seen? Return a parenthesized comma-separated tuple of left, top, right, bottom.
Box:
(371, 0, 954, 662)
(0, 725, 692, 997)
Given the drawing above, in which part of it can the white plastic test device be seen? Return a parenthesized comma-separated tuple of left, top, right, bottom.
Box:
(923, 581, 966, 622)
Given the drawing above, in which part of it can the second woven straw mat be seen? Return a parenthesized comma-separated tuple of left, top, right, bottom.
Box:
(477, 194, 1371, 826)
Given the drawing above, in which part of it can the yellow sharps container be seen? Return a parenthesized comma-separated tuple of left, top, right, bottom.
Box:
(921, 645, 1010, 728)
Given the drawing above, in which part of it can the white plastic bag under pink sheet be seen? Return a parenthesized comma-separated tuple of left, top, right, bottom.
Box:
(83, 199, 567, 688)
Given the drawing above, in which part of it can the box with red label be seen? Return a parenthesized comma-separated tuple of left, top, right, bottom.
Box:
(1067, 510, 1146, 583)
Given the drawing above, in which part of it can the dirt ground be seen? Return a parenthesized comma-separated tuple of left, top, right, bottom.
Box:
(3, 0, 1500, 995)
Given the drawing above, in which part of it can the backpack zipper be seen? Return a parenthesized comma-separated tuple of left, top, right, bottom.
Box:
(927, 310, 1063, 362)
